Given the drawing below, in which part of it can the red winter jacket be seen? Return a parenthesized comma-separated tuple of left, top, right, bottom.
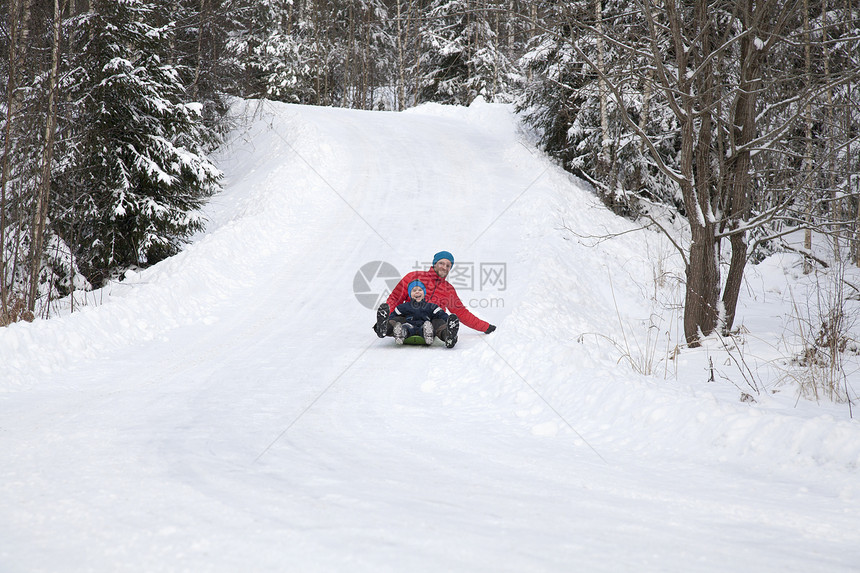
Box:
(387, 269, 489, 332)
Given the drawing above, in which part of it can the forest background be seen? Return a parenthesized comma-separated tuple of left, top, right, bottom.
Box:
(1, 0, 858, 352)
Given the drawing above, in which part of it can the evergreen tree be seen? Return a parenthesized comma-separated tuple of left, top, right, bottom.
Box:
(224, 0, 320, 103)
(517, 1, 680, 217)
(259, 18, 319, 104)
(57, 0, 221, 285)
(160, 0, 234, 141)
(417, 0, 522, 105)
(517, 6, 589, 171)
(337, 0, 395, 109)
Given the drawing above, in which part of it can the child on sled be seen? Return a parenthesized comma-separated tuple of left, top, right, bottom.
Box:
(387, 280, 449, 345)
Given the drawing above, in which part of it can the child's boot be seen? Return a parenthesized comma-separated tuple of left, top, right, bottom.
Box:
(422, 321, 434, 345)
(393, 321, 406, 345)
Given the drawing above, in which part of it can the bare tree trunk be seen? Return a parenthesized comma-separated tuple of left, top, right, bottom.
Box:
(20, 0, 31, 53)
(682, 86, 720, 345)
(363, 7, 370, 109)
(397, 0, 404, 110)
(1, 0, 22, 321)
(822, 0, 839, 239)
(507, 0, 514, 53)
(722, 1, 759, 333)
(632, 67, 655, 194)
(466, 1, 473, 102)
(849, 0, 860, 264)
(412, 1, 421, 104)
(288, 0, 295, 34)
(492, 0, 499, 101)
(595, 0, 610, 174)
(344, 2, 353, 108)
(683, 108, 718, 342)
(191, 0, 206, 101)
(2, 0, 32, 321)
(661, 0, 720, 345)
(803, 0, 814, 272)
(527, 3, 536, 81)
(321, 6, 328, 106)
(27, 0, 62, 313)
(312, 0, 322, 105)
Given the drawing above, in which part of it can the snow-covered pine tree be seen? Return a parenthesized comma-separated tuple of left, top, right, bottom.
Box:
(517, 5, 591, 171)
(57, 0, 221, 286)
(157, 0, 233, 142)
(260, 22, 319, 104)
(223, 0, 280, 99)
(417, 0, 522, 105)
(224, 0, 321, 104)
(517, 1, 680, 218)
(225, 0, 397, 109)
(336, 0, 395, 109)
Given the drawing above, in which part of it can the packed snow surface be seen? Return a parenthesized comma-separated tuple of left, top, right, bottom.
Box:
(2, 99, 859, 572)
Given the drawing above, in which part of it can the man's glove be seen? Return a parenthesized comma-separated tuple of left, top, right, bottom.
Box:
(485, 324, 496, 334)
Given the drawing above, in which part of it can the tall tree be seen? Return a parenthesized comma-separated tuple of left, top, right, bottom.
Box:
(26, 0, 62, 312)
(1, 0, 62, 319)
(57, 0, 221, 286)
(0, 0, 25, 320)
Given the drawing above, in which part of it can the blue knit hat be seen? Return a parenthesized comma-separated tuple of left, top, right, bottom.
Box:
(433, 250, 454, 265)
(407, 280, 427, 299)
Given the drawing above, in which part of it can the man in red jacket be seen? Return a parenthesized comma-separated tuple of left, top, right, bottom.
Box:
(374, 250, 496, 348)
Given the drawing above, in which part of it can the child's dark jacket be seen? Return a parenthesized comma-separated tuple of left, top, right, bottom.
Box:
(392, 300, 448, 327)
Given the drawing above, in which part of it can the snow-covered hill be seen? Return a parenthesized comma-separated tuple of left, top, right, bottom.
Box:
(1, 99, 858, 572)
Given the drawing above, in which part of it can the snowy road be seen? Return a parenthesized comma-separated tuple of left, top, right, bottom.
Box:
(1, 100, 859, 572)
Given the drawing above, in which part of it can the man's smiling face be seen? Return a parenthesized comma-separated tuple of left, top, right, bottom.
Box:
(433, 258, 452, 279)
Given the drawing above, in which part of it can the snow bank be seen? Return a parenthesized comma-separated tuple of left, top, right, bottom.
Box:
(0, 100, 334, 387)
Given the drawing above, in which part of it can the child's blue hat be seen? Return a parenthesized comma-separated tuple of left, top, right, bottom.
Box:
(433, 250, 454, 265)
(407, 280, 427, 298)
